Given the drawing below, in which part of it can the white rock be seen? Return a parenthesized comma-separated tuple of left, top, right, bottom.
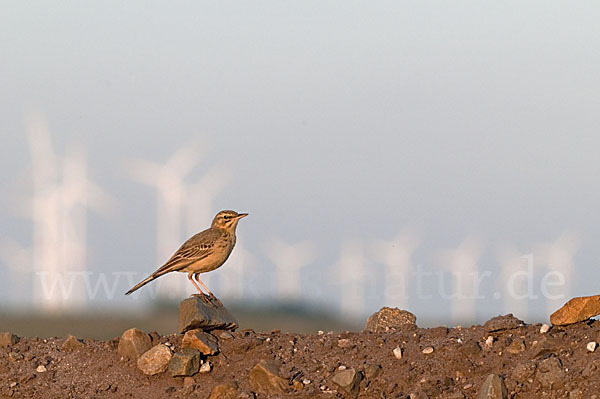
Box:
(302, 379, 311, 385)
(587, 342, 598, 352)
(422, 346, 434, 354)
(393, 347, 403, 359)
(338, 365, 346, 371)
(36, 365, 47, 373)
(485, 336, 494, 347)
(317, 330, 324, 335)
(199, 361, 212, 373)
(540, 324, 550, 334)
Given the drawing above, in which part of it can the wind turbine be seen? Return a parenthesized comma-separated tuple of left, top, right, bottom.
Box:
(496, 245, 532, 321)
(371, 231, 419, 309)
(436, 237, 484, 325)
(264, 238, 316, 301)
(333, 239, 368, 319)
(534, 230, 581, 317)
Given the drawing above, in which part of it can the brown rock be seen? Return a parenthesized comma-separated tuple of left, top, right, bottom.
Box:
(137, 344, 172, 375)
(506, 338, 526, 354)
(364, 363, 382, 379)
(179, 296, 238, 333)
(248, 359, 289, 395)
(476, 374, 508, 399)
(209, 383, 238, 399)
(550, 295, 600, 326)
(0, 332, 19, 348)
(117, 328, 152, 361)
(365, 307, 417, 332)
(536, 357, 564, 388)
(483, 314, 524, 333)
(331, 368, 363, 397)
(168, 348, 201, 377)
(182, 329, 219, 355)
(60, 335, 84, 352)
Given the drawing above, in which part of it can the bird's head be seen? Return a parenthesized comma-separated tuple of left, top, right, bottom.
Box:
(212, 210, 248, 230)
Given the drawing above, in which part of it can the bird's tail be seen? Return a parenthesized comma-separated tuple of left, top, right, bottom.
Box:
(125, 274, 159, 295)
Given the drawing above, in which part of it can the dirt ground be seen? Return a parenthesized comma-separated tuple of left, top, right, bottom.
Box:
(2, 314, 600, 398)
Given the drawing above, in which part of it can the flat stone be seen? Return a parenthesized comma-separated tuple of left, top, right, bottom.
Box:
(179, 296, 238, 333)
(331, 368, 363, 397)
(182, 329, 219, 355)
(506, 338, 526, 354)
(117, 328, 152, 361)
(209, 383, 238, 399)
(364, 363, 382, 379)
(483, 314, 524, 333)
(476, 374, 508, 399)
(60, 335, 84, 352)
(248, 359, 289, 395)
(365, 307, 417, 332)
(550, 295, 600, 326)
(137, 344, 172, 375)
(0, 332, 19, 348)
(169, 348, 201, 377)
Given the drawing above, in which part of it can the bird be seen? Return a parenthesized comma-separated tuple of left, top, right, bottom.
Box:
(125, 210, 248, 299)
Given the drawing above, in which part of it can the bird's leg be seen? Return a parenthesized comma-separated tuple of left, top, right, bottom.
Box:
(194, 273, 222, 306)
(188, 272, 210, 302)
(193, 273, 215, 297)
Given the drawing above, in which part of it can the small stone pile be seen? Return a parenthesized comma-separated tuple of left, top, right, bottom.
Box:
(118, 295, 238, 379)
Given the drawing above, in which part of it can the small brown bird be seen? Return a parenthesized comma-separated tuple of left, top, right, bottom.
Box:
(125, 210, 248, 298)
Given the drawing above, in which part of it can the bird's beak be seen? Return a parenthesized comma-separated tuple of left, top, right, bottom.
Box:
(236, 213, 249, 219)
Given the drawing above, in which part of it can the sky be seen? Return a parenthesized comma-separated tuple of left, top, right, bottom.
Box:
(1, 1, 599, 325)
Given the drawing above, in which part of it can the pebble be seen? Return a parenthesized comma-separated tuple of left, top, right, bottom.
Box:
(393, 347, 403, 359)
(0, 332, 20, 348)
(248, 359, 289, 395)
(137, 344, 172, 375)
(540, 324, 550, 334)
(117, 328, 152, 361)
(36, 365, 47, 373)
(422, 346, 434, 354)
(331, 368, 363, 396)
(365, 307, 417, 332)
(485, 336, 494, 347)
(182, 329, 219, 355)
(587, 341, 598, 352)
(302, 379, 311, 385)
(338, 365, 347, 370)
(60, 335, 84, 352)
(199, 361, 212, 373)
(318, 330, 324, 335)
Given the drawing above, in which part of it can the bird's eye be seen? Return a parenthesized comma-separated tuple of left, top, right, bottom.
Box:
(223, 215, 231, 220)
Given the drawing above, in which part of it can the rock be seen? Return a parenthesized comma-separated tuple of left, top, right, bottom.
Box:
(182, 329, 219, 355)
(587, 341, 598, 352)
(216, 330, 234, 340)
(476, 374, 507, 399)
(199, 361, 212, 373)
(169, 348, 201, 377)
(364, 363, 382, 379)
(393, 347, 403, 359)
(36, 365, 47, 373)
(209, 383, 238, 399)
(60, 335, 84, 352)
(338, 338, 354, 348)
(533, 337, 561, 359)
(540, 324, 550, 334)
(422, 346, 434, 354)
(483, 314, 524, 333)
(460, 341, 482, 356)
(137, 344, 172, 375)
(0, 332, 19, 347)
(506, 338, 526, 354)
(183, 377, 195, 388)
(484, 336, 494, 348)
(331, 368, 363, 397)
(365, 307, 417, 332)
(179, 296, 238, 333)
(550, 294, 600, 326)
(117, 328, 152, 361)
(248, 359, 289, 395)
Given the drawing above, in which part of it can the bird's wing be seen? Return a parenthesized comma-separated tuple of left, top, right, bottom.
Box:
(151, 229, 220, 276)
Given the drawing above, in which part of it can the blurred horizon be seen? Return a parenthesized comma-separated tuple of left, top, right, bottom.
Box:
(2, 1, 600, 330)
